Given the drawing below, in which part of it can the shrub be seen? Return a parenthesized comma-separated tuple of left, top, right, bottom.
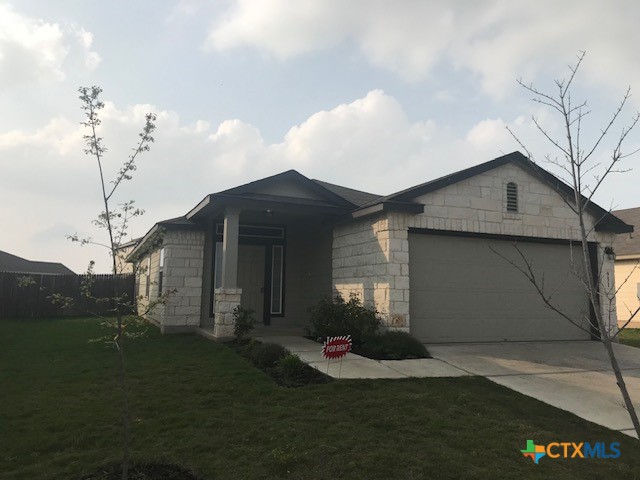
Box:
(356, 331, 430, 360)
(233, 305, 255, 341)
(249, 342, 288, 369)
(277, 353, 306, 377)
(307, 293, 380, 345)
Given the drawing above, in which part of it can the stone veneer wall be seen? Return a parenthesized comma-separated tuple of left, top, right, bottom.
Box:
(213, 288, 242, 338)
(160, 230, 205, 333)
(332, 162, 618, 334)
(333, 214, 410, 331)
(136, 248, 162, 320)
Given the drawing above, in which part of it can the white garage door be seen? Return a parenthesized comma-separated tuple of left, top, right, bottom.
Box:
(409, 233, 593, 343)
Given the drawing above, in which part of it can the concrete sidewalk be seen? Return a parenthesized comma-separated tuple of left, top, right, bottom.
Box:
(253, 335, 469, 379)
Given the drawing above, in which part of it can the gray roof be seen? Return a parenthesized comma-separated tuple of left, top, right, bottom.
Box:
(311, 179, 382, 207)
(116, 236, 143, 250)
(0, 250, 75, 275)
(613, 207, 640, 256)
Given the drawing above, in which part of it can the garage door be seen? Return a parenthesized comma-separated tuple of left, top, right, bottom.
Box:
(409, 233, 592, 343)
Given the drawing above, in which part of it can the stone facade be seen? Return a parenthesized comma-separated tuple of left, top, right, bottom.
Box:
(332, 162, 618, 334)
(135, 230, 205, 333)
(333, 214, 411, 331)
(212, 288, 243, 338)
(161, 230, 205, 332)
(135, 248, 161, 321)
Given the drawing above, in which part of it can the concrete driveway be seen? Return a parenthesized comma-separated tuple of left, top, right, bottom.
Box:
(428, 341, 640, 438)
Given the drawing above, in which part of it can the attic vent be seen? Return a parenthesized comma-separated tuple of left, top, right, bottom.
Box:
(506, 182, 518, 212)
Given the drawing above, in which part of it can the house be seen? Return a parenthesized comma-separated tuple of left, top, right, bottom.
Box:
(115, 237, 142, 274)
(0, 250, 75, 275)
(128, 151, 631, 342)
(612, 207, 640, 329)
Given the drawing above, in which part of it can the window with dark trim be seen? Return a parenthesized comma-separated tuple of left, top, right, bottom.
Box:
(145, 256, 151, 298)
(215, 223, 285, 239)
(506, 182, 518, 212)
(158, 248, 165, 297)
(270, 245, 284, 315)
(213, 242, 223, 290)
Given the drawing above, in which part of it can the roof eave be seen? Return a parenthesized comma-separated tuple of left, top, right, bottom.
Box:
(616, 253, 640, 261)
(351, 201, 424, 219)
(186, 195, 211, 220)
(595, 222, 634, 234)
(188, 193, 353, 220)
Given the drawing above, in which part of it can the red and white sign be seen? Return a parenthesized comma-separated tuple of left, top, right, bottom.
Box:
(321, 335, 352, 359)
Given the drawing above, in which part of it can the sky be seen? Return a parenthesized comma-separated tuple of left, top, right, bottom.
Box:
(1, 0, 639, 273)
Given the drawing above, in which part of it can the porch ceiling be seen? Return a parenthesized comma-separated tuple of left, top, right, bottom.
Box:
(187, 193, 352, 220)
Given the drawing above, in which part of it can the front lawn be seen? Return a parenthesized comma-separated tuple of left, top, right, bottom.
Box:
(2, 318, 639, 480)
(620, 328, 640, 348)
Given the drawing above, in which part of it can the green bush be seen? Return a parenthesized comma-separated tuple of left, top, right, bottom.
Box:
(249, 342, 288, 369)
(356, 331, 430, 360)
(277, 353, 306, 377)
(233, 305, 255, 341)
(239, 337, 260, 356)
(307, 294, 380, 345)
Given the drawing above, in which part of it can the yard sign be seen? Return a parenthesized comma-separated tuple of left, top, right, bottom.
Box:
(321, 335, 352, 359)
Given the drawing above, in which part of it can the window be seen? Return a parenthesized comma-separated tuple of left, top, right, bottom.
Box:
(145, 256, 151, 298)
(213, 242, 223, 290)
(158, 248, 165, 297)
(270, 245, 284, 315)
(216, 223, 284, 239)
(506, 182, 518, 213)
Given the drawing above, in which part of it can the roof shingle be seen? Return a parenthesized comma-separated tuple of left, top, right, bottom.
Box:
(0, 250, 75, 275)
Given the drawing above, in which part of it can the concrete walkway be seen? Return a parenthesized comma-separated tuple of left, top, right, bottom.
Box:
(253, 335, 469, 379)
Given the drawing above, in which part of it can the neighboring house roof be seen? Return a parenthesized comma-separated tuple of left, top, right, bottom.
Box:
(116, 236, 143, 250)
(612, 207, 640, 257)
(0, 250, 75, 275)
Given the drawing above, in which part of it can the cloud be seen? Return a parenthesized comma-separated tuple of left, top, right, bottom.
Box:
(206, 0, 640, 99)
(0, 3, 100, 87)
(3, 88, 636, 272)
(466, 118, 510, 149)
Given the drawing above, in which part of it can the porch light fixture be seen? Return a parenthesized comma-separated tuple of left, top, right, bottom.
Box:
(604, 246, 615, 260)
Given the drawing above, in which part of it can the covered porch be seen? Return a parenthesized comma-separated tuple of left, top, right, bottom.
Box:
(186, 171, 356, 338)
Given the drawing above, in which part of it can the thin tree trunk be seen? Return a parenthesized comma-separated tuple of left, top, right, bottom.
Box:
(116, 330, 130, 480)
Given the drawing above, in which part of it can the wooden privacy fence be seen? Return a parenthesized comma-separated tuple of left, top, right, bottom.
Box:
(0, 272, 135, 318)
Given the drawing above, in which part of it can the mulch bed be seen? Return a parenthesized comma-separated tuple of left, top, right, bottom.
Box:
(227, 340, 332, 387)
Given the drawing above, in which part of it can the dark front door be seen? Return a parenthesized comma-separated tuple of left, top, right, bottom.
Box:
(237, 244, 266, 324)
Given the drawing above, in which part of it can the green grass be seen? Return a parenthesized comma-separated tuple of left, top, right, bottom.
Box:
(2, 318, 639, 480)
(620, 328, 640, 348)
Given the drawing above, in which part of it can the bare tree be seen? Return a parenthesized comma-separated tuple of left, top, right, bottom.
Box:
(505, 51, 640, 439)
(76, 86, 162, 480)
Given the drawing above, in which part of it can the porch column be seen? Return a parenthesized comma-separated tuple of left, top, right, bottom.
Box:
(213, 207, 243, 338)
(221, 207, 240, 288)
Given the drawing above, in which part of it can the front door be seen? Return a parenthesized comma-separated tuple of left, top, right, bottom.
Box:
(237, 245, 266, 324)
